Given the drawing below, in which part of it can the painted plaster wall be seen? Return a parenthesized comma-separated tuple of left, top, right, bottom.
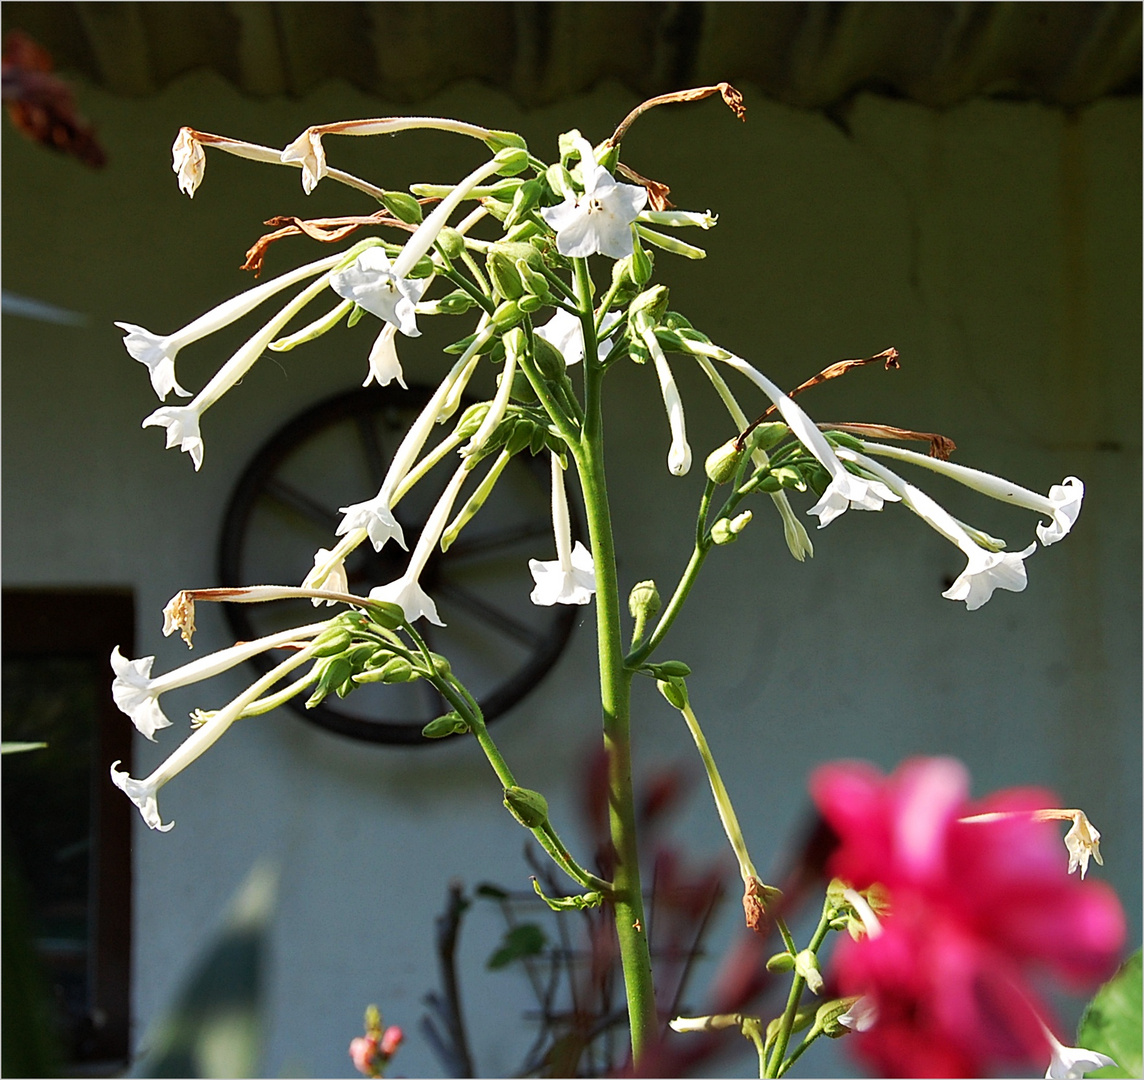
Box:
(3, 73, 1139, 1077)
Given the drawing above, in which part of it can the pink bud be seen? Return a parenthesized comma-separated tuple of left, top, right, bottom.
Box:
(380, 1025, 404, 1058)
(349, 1035, 378, 1075)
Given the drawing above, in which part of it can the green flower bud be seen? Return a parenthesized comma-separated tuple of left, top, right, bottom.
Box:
(532, 335, 566, 381)
(493, 147, 529, 176)
(436, 226, 465, 260)
(647, 660, 691, 678)
(516, 259, 553, 301)
(628, 579, 661, 621)
(310, 628, 353, 657)
(808, 466, 831, 495)
(307, 656, 354, 708)
(546, 162, 574, 199)
(824, 430, 865, 452)
(509, 372, 538, 405)
(757, 474, 782, 493)
(364, 600, 406, 629)
(794, 949, 824, 994)
(376, 656, 415, 683)
(630, 231, 653, 286)
(528, 425, 548, 455)
(656, 676, 689, 710)
(428, 653, 452, 677)
(486, 249, 524, 300)
(765, 951, 796, 973)
(817, 998, 861, 1039)
(406, 254, 437, 279)
(750, 422, 789, 451)
(518, 294, 544, 314)
(485, 130, 527, 153)
(662, 311, 693, 331)
(503, 785, 550, 828)
(772, 466, 807, 492)
(421, 289, 477, 316)
(490, 299, 525, 331)
(421, 711, 469, 738)
(380, 190, 423, 225)
(504, 179, 544, 231)
(628, 284, 670, 325)
(711, 511, 752, 545)
(705, 439, 745, 484)
(453, 402, 491, 440)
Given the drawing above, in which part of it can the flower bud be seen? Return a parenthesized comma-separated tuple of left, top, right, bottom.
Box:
(817, 998, 860, 1039)
(490, 299, 525, 331)
(503, 178, 544, 231)
(516, 259, 553, 301)
(711, 511, 751, 545)
(310, 628, 353, 657)
(772, 466, 807, 492)
(486, 249, 524, 300)
(377, 656, 415, 683)
(436, 226, 466, 259)
(794, 949, 824, 994)
(452, 402, 490, 440)
(518, 294, 544, 314)
(628, 284, 670, 325)
(823, 430, 865, 452)
(364, 600, 406, 629)
(630, 231, 653, 286)
(628, 579, 661, 621)
(766, 951, 796, 973)
(646, 660, 691, 678)
(546, 162, 574, 199)
(428, 653, 452, 677)
(749, 422, 789, 451)
(532, 335, 567, 382)
(493, 147, 529, 176)
(421, 289, 476, 316)
(503, 785, 549, 828)
(705, 439, 745, 484)
(380, 190, 423, 225)
(421, 711, 469, 738)
(656, 676, 689, 710)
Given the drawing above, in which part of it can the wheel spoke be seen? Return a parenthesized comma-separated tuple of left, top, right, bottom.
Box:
(353, 413, 388, 490)
(262, 478, 339, 531)
(435, 582, 536, 646)
(447, 520, 552, 560)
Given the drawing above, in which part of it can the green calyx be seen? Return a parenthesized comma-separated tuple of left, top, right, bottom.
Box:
(503, 785, 550, 828)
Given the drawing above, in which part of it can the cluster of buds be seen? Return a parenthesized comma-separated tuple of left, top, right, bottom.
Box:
(349, 1005, 402, 1079)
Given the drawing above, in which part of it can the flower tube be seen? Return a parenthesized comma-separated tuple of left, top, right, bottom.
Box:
(111, 644, 317, 831)
(368, 461, 470, 625)
(637, 320, 691, 475)
(859, 441, 1083, 547)
(839, 449, 1037, 610)
(141, 269, 339, 469)
(529, 452, 596, 606)
(110, 622, 330, 740)
(116, 251, 345, 401)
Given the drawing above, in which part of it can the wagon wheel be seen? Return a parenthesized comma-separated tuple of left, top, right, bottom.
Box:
(217, 385, 580, 745)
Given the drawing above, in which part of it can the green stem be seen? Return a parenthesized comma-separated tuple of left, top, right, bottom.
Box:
(764, 905, 833, 1078)
(573, 256, 657, 1063)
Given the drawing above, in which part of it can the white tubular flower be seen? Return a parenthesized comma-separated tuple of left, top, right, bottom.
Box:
(364, 323, 405, 388)
(837, 997, 878, 1033)
(111, 639, 317, 831)
(338, 347, 486, 551)
(840, 449, 1037, 610)
(535, 308, 621, 366)
(369, 462, 469, 625)
(1062, 811, 1103, 879)
(142, 406, 204, 470)
(116, 251, 343, 401)
(642, 326, 691, 476)
(302, 548, 349, 604)
(541, 137, 648, 260)
(861, 443, 1084, 547)
(706, 351, 898, 526)
(1043, 1028, 1117, 1079)
(331, 248, 428, 338)
(462, 348, 515, 457)
(141, 270, 337, 469)
(529, 453, 596, 606)
(171, 127, 206, 197)
(638, 209, 718, 230)
(110, 623, 329, 741)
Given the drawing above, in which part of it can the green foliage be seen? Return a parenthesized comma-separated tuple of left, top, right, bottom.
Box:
(1077, 950, 1142, 1079)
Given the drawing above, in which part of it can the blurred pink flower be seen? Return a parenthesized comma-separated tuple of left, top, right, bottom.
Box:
(349, 1035, 378, 1076)
(810, 757, 1126, 1078)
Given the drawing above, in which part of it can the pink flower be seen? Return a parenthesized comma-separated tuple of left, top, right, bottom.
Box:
(379, 1025, 403, 1057)
(810, 757, 1126, 1078)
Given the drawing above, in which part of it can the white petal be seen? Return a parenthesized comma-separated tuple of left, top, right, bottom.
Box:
(337, 497, 407, 552)
(171, 129, 205, 198)
(114, 322, 192, 399)
(110, 647, 172, 741)
(1037, 477, 1084, 546)
(111, 761, 174, 832)
(369, 579, 444, 626)
(280, 129, 325, 194)
(529, 541, 596, 606)
(142, 406, 204, 470)
(942, 543, 1036, 610)
(364, 323, 406, 388)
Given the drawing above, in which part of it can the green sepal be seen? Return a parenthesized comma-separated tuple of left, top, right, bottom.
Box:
(644, 660, 691, 679)
(310, 628, 353, 657)
(531, 876, 604, 912)
(362, 600, 406, 629)
(346, 303, 367, 328)
(504, 419, 535, 454)
(503, 179, 545, 232)
(503, 785, 549, 828)
(823, 430, 865, 452)
(656, 675, 689, 710)
(421, 711, 469, 738)
(436, 226, 466, 259)
(493, 147, 529, 176)
(765, 951, 796, 973)
(484, 130, 528, 153)
(546, 162, 574, 199)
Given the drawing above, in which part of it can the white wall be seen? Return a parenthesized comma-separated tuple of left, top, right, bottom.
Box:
(3, 72, 1139, 1078)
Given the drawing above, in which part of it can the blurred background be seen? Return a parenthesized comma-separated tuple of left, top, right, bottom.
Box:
(2, 3, 1140, 1076)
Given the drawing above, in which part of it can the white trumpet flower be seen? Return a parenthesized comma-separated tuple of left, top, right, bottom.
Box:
(331, 248, 428, 338)
(534, 307, 621, 366)
(369, 462, 470, 625)
(115, 252, 343, 401)
(364, 323, 405, 388)
(529, 453, 596, 606)
(861, 443, 1084, 547)
(541, 136, 647, 260)
(839, 450, 1037, 610)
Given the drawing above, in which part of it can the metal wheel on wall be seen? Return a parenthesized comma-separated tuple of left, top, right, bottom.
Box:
(218, 385, 580, 745)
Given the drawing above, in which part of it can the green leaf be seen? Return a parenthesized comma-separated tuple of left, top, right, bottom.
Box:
(1077, 949, 1142, 1078)
(486, 923, 546, 970)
